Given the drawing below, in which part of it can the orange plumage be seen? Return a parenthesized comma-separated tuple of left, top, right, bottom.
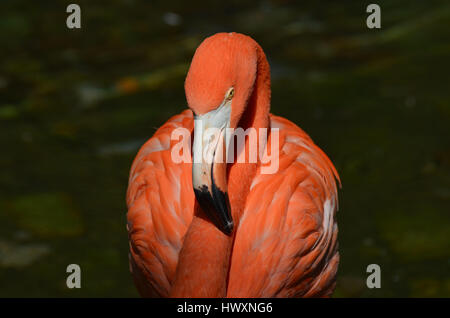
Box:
(126, 32, 340, 297)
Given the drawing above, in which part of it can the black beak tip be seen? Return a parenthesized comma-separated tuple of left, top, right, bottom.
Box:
(193, 186, 234, 235)
(222, 220, 234, 235)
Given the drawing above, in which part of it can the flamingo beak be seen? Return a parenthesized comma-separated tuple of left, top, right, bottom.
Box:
(192, 100, 233, 235)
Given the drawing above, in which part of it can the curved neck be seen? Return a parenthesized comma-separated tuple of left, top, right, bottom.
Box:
(169, 207, 233, 297)
(229, 43, 271, 220)
(239, 44, 271, 133)
(170, 46, 271, 297)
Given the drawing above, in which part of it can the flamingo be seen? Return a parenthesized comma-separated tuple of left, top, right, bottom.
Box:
(126, 32, 340, 297)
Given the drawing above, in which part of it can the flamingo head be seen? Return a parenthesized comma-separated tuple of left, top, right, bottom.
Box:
(185, 32, 260, 235)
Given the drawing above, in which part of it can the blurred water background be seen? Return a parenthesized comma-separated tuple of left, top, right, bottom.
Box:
(0, 0, 449, 297)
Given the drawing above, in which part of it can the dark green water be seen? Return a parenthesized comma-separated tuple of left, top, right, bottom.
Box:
(0, 0, 449, 297)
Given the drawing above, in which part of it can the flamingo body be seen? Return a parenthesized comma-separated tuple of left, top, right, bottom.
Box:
(127, 33, 340, 297)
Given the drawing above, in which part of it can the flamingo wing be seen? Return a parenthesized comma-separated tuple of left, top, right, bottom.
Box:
(126, 109, 195, 297)
(227, 114, 340, 297)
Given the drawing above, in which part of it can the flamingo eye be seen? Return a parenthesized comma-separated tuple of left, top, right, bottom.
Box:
(226, 87, 235, 100)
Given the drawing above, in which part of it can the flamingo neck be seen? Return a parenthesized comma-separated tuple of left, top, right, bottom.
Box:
(238, 43, 271, 134)
(170, 46, 271, 297)
(169, 209, 233, 297)
(228, 43, 271, 221)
